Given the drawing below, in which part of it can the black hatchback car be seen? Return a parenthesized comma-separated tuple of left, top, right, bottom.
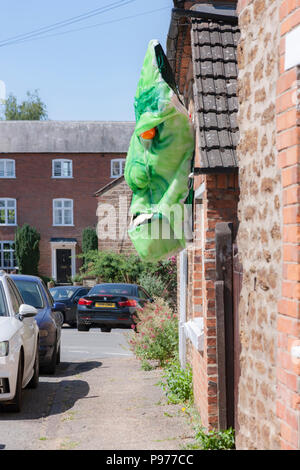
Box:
(50, 286, 90, 327)
(76, 283, 153, 332)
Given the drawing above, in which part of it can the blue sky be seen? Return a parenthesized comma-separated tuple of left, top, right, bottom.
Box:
(0, 0, 173, 121)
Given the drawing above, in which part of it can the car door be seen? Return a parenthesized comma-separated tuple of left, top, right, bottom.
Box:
(7, 279, 36, 379)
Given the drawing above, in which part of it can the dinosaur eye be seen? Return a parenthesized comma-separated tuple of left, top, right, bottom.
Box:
(140, 128, 156, 140)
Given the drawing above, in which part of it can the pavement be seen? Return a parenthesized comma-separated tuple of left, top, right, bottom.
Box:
(0, 327, 195, 450)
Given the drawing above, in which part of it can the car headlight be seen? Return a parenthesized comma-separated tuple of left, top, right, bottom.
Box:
(0, 341, 9, 357)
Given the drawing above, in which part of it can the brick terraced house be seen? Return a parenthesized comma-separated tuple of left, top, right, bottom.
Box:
(167, 0, 300, 450)
(0, 121, 134, 283)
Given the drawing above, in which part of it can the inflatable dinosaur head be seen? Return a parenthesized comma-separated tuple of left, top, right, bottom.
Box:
(124, 40, 194, 261)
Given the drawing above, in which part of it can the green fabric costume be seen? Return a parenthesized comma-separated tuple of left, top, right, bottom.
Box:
(124, 40, 195, 262)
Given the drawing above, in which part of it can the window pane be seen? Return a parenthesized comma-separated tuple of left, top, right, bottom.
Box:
(7, 200, 15, 208)
(7, 209, 15, 224)
(64, 200, 72, 208)
(3, 251, 11, 267)
(0, 161, 4, 177)
(6, 161, 14, 177)
(64, 209, 72, 225)
(112, 161, 120, 176)
(121, 160, 126, 173)
(54, 200, 62, 208)
(62, 161, 72, 177)
(0, 200, 5, 208)
(54, 161, 61, 176)
(0, 209, 5, 224)
(54, 209, 62, 225)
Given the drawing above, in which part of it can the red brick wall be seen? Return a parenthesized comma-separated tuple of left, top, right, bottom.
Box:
(0, 152, 126, 277)
(191, 172, 239, 429)
(276, 0, 300, 450)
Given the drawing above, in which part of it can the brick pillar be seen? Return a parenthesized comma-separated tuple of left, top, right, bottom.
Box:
(276, 0, 300, 450)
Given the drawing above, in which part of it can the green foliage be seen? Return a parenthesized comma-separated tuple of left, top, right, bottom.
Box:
(158, 359, 193, 404)
(3, 90, 48, 120)
(137, 272, 166, 299)
(193, 428, 235, 450)
(79, 250, 146, 283)
(15, 224, 40, 275)
(128, 297, 178, 366)
(82, 227, 98, 254)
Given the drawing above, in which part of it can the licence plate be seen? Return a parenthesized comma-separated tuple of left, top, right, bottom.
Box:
(95, 302, 115, 308)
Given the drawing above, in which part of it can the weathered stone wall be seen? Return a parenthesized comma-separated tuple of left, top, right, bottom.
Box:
(236, 0, 282, 449)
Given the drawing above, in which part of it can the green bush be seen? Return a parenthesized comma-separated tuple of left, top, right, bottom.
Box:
(158, 359, 193, 403)
(193, 428, 235, 450)
(128, 297, 178, 366)
(137, 272, 167, 299)
(79, 250, 146, 283)
(15, 224, 40, 275)
(82, 227, 98, 253)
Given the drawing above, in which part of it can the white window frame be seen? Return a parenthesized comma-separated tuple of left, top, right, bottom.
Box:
(53, 199, 74, 226)
(0, 159, 16, 178)
(111, 158, 126, 178)
(0, 198, 17, 226)
(52, 159, 73, 178)
(0, 241, 17, 270)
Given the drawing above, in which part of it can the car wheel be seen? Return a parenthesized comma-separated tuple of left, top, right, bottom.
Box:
(27, 345, 39, 389)
(101, 327, 111, 333)
(42, 341, 57, 375)
(6, 354, 23, 412)
(78, 323, 90, 332)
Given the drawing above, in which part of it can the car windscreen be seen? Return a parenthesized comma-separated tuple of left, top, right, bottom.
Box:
(14, 280, 44, 309)
(50, 287, 76, 300)
(89, 285, 135, 296)
(0, 284, 8, 316)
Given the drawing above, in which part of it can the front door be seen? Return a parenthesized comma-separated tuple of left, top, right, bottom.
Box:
(56, 249, 71, 283)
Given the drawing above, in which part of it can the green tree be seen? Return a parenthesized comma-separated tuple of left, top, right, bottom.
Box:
(82, 227, 98, 254)
(3, 90, 48, 120)
(15, 224, 40, 275)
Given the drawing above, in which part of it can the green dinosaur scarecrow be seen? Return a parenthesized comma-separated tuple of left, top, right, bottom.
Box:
(124, 39, 195, 262)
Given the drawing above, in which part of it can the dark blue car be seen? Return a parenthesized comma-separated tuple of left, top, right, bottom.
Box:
(49, 285, 90, 327)
(10, 274, 64, 374)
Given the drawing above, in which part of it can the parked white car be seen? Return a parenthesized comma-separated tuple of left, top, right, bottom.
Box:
(0, 270, 39, 412)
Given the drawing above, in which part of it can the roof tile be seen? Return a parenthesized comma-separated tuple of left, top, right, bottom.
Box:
(191, 17, 240, 169)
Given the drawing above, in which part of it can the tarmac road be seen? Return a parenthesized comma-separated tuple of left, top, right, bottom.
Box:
(0, 326, 194, 450)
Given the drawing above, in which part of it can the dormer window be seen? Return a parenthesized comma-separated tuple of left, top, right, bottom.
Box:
(52, 159, 72, 178)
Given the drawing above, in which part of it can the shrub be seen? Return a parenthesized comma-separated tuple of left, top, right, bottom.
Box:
(79, 250, 146, 283)
(158, 359, 193, 404)
(137, 272, 167, 299)
(82, 227, 98, 253)
(15, 224, 40, 275)
(193, 428, 235, 450)
(128, 297, 178, 366)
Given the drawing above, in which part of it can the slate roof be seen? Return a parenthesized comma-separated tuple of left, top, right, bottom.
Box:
(191, 16, 240, 170)
(0, 121, 135, 154)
